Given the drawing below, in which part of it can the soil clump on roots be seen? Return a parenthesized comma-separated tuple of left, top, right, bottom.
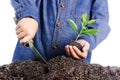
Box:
(0, 56, 120, 80)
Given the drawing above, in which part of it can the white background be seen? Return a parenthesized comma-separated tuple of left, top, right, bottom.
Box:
(0, 1, 119, 66)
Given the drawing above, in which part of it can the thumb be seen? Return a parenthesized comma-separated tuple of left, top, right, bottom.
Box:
(82, 43, 90, 52)
(82, 46, 87, 52)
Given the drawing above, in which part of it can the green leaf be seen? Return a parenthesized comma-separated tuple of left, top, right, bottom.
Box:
(69, 19, 78, 33)
(80, 18, 84, 26)
(81, 29, 98, 34)
(81, 13, 88, 25)
(87, 19, 95, 25)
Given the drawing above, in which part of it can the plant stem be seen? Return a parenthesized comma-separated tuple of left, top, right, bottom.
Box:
(75, 35, 80, 41)
(76, 29, 83, 40)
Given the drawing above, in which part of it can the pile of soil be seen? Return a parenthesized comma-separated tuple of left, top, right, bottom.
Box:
(0, 56, 120, 80)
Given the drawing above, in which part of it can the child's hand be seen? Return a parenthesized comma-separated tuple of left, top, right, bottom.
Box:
(15, 17, 38, 45)
(65, 39, 90, 59)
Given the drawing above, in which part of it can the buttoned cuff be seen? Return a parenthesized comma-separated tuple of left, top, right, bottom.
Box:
(15, 6, 40, 23)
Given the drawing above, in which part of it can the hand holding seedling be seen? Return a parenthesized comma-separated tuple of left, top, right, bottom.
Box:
(65, 39, 90, 59)
(65, 13, 98, 59)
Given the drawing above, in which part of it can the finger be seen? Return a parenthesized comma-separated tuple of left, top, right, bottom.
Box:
(65, 45, 70, 56)
(15, 25, 20, 30)
(17, 32, 26, 39)
(20, 35, 32, 45)
(69, 46, 80, 59)
(72, 46, 84, 58)
(73, 46, 88, 59)
(16, 28, 23, 35)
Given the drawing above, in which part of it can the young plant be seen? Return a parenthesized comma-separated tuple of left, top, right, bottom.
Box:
(69, 13, 98, 41)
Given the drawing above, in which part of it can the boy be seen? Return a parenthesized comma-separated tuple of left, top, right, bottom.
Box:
(11, 0, 110, 63)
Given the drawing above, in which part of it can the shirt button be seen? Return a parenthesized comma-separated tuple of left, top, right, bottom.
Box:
(52, 44, 58, 49)
(17, 13, 21, 18)
(56, 22, 62, 27)
(60, 3, 65, 8)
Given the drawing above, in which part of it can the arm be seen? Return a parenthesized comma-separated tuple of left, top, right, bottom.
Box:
(65, 0, 111, 59)
(79, 0, 111, 50)
(11, 0, 41, 44)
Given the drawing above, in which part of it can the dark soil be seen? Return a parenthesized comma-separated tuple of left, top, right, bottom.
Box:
(0, 56, 120, 80)
(68, 40, 83, 51)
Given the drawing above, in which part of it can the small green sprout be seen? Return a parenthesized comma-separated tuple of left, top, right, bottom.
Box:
(69, 13, 99, 40)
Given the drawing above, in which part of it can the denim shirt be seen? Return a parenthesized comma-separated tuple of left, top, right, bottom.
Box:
(11, 0, 110, 63)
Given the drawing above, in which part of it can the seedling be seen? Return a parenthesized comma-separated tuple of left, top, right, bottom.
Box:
(69, 13, 98, 41)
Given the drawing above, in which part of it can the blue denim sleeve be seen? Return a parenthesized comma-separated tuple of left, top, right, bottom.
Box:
(79, 0, 111, 50)
(10, 0, 40, 23)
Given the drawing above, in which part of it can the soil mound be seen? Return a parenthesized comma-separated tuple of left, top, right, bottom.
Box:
(0, 56, 120, 80)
